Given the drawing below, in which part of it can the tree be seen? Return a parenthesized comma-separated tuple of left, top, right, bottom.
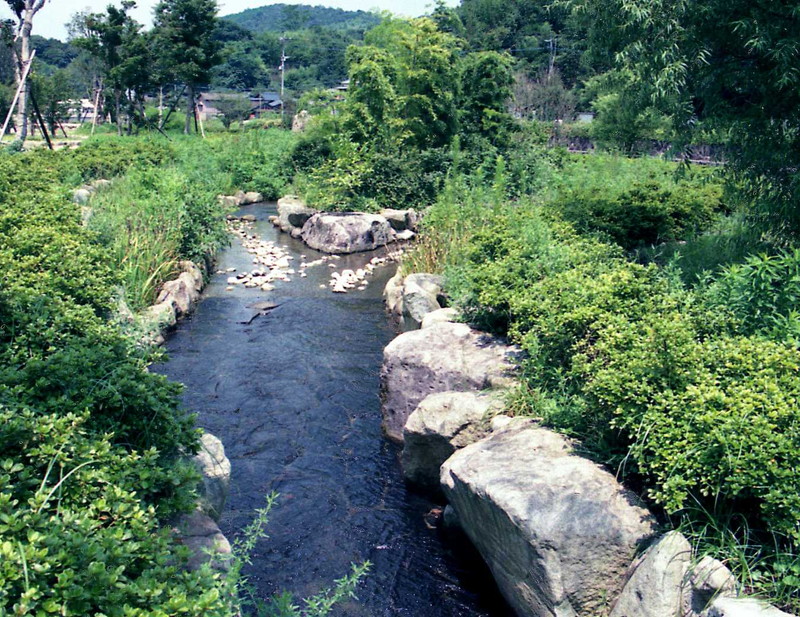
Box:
(72, 2, 151, 135)
(30, 68, 71, 135)
(572, 0, 800, 238)
(5, 0, 49, 143)
(153, 0, 221, 134)
(214, 95, 252, 129)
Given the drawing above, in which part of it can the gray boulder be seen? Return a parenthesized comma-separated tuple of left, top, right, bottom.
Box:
(143, 300, 176, 329)
(174, 510, 232, 572)
(403, 391, 503, 490)
(685, 556, 738, 615)
(704, 598, 796, 617)
(610, 531, 692, 617)
(277, 195, 317, 232)
(157, 271, 201, 317)
(192, 432, 231, 521)
(72, 188, 91, 204)
(243, 191, 263, 204)
(384, 270, 405, 315)
(301, 212, 396, 254)
(402, 273, 444, 327)
(441, 421, 657, 617)
(380, 208, 418, 231)
(421, 307, 460, 329)
(380, 322, 518, 442)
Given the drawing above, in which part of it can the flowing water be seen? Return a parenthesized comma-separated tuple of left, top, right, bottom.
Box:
(154, 203, 513, 616)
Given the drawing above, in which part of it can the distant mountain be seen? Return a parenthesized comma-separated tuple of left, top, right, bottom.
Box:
(221, 4, 381, 34)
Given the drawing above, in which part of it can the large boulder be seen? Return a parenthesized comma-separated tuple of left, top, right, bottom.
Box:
(292, 110, 311, 132)
(157, 271, 201, 317)
(174, 510, 231, 572)
(380, 322, 518, 442)
(684, 556, 737, 615)
(402, 391, 503, 490)
(277, 195, 317, 233)
(301, 212, 396, 254)
(380, 208, 418, 231)
(441, 421, 657, 617)
(192, 432, 231, 521)
(610, 531, 692, 617)
(704, 598, 796, 617)
(401, 273, 444, 327)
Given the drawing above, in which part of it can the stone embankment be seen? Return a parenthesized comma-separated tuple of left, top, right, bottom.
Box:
(381, 271, 797, 617)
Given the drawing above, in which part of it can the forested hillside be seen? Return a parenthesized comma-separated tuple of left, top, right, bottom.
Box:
(222, 3, 380, 33)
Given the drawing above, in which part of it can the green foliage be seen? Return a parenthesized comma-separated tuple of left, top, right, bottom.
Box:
(419, 159, 800, 608)
(222, 4, 380, 34)
(294, 15, 517, 210)
(548, 154, 725, 249)
(572, 0, 800, 240)
(0, 408, 230, 617)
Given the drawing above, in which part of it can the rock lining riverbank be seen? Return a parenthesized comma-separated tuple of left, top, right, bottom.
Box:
(381, 271, 798, 617)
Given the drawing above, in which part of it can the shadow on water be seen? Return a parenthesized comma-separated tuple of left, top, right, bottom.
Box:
(153, 203, 514, 616)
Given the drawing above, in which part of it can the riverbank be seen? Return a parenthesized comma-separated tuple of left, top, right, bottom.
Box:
(383, 156, 800, 615)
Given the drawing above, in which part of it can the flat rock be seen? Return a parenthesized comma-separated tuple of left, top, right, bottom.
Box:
(703, 598, 796, 617)
(192, 432, 231, 521)
(610, 531, 692, 617)
(403, 391, 503, 490)
(422, 307, 460, 328)
(380, 322, 518, 442)
(441, 422, 657, 617)
(301, 212, 396, 254)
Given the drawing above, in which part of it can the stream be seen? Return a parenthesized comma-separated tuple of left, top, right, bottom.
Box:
(154, 203, 512, 616)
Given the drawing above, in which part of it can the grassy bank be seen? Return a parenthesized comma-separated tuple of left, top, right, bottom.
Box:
(405, 150, 800, 611)
(0, 130, 299, 616)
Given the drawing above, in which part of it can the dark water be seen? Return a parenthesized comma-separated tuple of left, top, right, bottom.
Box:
(154, 203, 513, 616)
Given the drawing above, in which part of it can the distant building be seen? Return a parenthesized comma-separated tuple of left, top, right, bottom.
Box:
(196, 91, 284, 121)
(576, 111, 595, 123)
(251, 91, 283, 113)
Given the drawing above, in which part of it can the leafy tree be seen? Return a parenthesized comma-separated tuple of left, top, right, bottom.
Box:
(511, 69, 575, 122)
(152, 0, 221, 134)
(30, 68, 71, 135)
(458, 50, 515, 148)
(72, 2, 151, 135)
(572, 0, 800, 239)
(214, 94, 252, 128)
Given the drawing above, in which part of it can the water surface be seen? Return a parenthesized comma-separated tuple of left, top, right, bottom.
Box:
(155, 203, 512, 616)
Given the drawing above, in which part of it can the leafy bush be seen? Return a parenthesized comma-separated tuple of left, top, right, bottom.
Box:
(548, 155, 726, 249)
(428, 183, 800, 608)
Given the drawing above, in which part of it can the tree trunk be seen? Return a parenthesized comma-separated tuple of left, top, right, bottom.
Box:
(15, 9, 35, 143)
(184, 84, 194, 135)
(115, 89, 122, 136)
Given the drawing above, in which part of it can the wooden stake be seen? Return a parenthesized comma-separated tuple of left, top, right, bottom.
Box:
(29, 89, 52, 150)
(0, 49, 36, 143)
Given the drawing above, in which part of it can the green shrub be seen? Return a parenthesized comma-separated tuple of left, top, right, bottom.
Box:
(548, 155, 726, 249)
(0, 408, 230, 617)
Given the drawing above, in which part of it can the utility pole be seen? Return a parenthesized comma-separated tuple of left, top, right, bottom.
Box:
(279, 36, 290, 123)
(546, 37, 557, 79)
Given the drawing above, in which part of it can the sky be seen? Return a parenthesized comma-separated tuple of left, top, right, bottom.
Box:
(0, 0, 458, 41)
